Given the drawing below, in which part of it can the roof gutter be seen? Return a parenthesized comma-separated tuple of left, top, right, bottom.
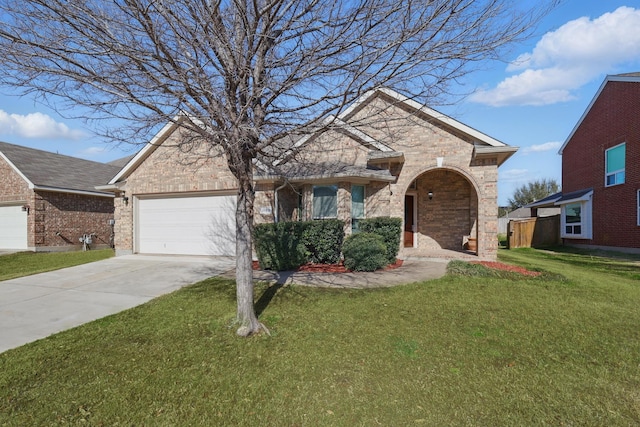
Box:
(32, 185, 115, 198)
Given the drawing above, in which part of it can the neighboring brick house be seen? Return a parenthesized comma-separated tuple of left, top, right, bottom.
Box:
(104, 88, 517, 260)
(556, 73, 640, 252)
(0, 141, 119, 251)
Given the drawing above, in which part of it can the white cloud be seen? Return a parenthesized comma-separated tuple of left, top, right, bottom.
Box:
(0, 110, 86, 140)
(79, 146, 108, 156)
(522, 141, 561, 154)
(470, 6, 640, 106)
(499, 168, 529, 181)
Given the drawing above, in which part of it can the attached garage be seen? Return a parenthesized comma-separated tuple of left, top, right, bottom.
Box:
(136, 193, 236, 256)
(0, 205, 28, 250)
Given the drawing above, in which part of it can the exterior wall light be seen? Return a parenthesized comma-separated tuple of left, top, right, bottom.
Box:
(428, 191, 433, 200)
(122, 194, 129, 205)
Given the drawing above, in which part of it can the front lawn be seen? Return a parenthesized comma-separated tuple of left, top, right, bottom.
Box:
(0, 248, 638, 425)
(0, 249, 114, 281)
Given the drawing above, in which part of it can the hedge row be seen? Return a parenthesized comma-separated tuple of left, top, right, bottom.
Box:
(254, 219, 343, 271)
(254, 217, 401, 271)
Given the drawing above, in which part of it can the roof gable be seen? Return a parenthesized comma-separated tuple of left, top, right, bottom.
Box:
(0, 141, 120, 196)
(559, 73, 640, 154)
(341, 88, 509, 148)
(278, 87, 516, 166)
(108, 116, 184, 184)
(110, 88, 517, 184)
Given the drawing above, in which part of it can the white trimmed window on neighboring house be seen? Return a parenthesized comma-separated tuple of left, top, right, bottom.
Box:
(563, 202, 583, 235)
(351, 185, 365, 232)
(605, 143, 625, 187)
(559, 193, 593, 239)
(312, 185, 338, 219)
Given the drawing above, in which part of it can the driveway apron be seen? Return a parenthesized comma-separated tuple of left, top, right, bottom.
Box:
(0, 255, 234, 353)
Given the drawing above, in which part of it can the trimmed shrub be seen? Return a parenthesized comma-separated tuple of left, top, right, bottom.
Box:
(254, 222, 306, 271)
(301, 219, 344, 264)
(358, 217, 402, 263)
(342, 232, 388, 272)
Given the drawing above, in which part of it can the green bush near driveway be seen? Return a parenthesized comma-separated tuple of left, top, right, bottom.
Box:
(358, 217, 402, 263)
(254, 219, 344, 269)
(301, 219, 344, 264)
(254, 217, 401, 271)
(254, 222, 307, 271)
(342, 232, 388, 271)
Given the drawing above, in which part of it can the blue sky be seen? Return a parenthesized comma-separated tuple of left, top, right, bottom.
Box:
(1, 1, 639, 205)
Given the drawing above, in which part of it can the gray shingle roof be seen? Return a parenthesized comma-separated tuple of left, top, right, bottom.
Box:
(0, 141, 121, 195)
(555, 188, 593, 203)
(255, 161, 395, 183)
(107, 154, 136, 168)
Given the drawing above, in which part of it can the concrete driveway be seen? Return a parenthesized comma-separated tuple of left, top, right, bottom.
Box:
(0, 254, 235, 353)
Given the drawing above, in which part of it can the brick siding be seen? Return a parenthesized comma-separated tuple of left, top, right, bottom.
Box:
(33, 191, 114, 250)
(1, 156, 115, 251)
(562, 80, 640, 249)
(115, 129, 239, 253)
(114, 93, 504, 260)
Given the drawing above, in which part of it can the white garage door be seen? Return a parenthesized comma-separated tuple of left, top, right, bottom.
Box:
(0, 205, 28, 250)
(137, 194, 236, 256)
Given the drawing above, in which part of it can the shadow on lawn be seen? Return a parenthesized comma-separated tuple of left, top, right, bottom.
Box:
(255, 282, 285, 316)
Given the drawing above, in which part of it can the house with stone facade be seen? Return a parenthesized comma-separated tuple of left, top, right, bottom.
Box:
(0, 141, 119, 251)
(104, 88, 517, 260)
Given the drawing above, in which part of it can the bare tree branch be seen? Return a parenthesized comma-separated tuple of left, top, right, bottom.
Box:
(0, 0, 558, 335)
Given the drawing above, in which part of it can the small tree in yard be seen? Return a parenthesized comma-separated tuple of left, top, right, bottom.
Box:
(0, 0, 556, 336)
(508, 178, 560, 211)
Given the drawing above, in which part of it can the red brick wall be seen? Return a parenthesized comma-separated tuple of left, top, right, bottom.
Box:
(562, 80, 640, 248)
(34, 191, 115, 249)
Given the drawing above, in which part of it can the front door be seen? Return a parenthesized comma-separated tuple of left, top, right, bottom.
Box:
(404, 194, 414, 247)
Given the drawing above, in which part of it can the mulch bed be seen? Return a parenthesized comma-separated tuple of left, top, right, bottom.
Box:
(252, 259, 538, 276)
(471, 261, 541, 277)
(253, 259, 403, 273)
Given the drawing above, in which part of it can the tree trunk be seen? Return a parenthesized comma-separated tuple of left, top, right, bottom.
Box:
(234, 179, 261, 336)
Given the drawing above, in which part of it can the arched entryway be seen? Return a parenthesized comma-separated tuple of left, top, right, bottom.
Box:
(403, 168, 478, 256)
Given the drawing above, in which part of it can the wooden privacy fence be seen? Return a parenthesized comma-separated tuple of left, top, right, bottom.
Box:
(507, 215, 561, 249)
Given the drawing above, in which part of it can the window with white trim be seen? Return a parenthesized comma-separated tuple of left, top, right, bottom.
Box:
(351, 185, 365, 232)
(560, 197, 592, 239)
(605, 143, 625, 186)
(312, 185, 338, 219)
(564, 202, 582, 235)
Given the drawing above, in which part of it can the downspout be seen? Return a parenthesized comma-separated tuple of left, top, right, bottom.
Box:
(274, 181, 288, 223)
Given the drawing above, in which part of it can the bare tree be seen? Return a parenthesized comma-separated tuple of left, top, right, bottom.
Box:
(0, 0, 557, 336)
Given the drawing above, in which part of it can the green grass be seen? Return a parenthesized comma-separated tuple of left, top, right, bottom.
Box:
(497, 232, 508, 248)
(0, 249, 114, 281)
(1, 248, 639, 425)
